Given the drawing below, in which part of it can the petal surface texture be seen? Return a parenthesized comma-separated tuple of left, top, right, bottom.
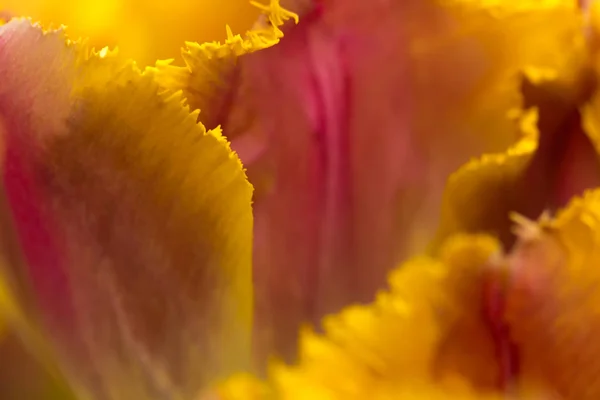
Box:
(0, 19, 254, 400)
(505, 190, 600, 399)
(503, 62, 600, 396)
(202, 0, 584, 361)
(210, 235, 514, 400)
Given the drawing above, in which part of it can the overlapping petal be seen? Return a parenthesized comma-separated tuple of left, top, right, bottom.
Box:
(1, 0, 262, 64)
(498, 51, 600, 396)
(0, 193, 73, 399)
(207, 193, 600, 400)
(0, 19, 253, 399)
(503, 189, 600, 399)
(209, 235, 508, 399)
(151, 0, 299, 130)
(435, 54, 599, 250)
(1, 2, 599, 400)
(208, 0, 586, 363)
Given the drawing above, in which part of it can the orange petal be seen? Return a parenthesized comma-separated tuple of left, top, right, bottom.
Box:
(274, 235, 505, 395)
(435, 56, 599, 250)
(151, 1, 298, 130)
(434, 131, 537, 249)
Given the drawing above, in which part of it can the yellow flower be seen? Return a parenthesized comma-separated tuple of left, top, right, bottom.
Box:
(3, 0, 600, 399)
(213, 188, 600, 399)
(155, 0, 589, 365)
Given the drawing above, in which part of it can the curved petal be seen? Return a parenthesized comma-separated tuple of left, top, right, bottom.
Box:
(504, 189, 600, 399)
(208, 235, 508, 399)
(434, 131, 537, 249)
(224, 0, 586, 363)
(151, 0, 299, 130)
(501, 61, 600, 397)
(435, 55, 600, 250)
(0, 20, 253, 399)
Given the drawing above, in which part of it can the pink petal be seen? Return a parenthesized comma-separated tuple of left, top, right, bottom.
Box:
(226, 1, 585, 363)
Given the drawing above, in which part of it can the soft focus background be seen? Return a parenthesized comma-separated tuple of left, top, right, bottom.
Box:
(0, 1, 259, 398)
(1, 0, 260, 65)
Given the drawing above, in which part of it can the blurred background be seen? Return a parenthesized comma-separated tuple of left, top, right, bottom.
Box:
(1, 0, 260, 65)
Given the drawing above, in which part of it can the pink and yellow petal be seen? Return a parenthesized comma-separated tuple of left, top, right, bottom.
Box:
(211, 235, 508, 399)
(151, 0, 298, 130)
(0, 19, 253, 398)
(307, 234, 504, 392)
(222, 0, 588, 364)
(500, 59, 600, 397)
(274, 236, 503, 392)
(318, 0, 585, 183)
(503, 189, 600, 399)
(0, 214, 74, 399)
(435, 57, 600, 250)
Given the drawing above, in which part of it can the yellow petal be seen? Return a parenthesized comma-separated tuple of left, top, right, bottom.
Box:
(581, 26, 600, 150)
(504, 189, 600, 398)
(408, 0, 587, 246)
(214, 235, 506, 399)
(219, 0, 587, 365)
(434, 131, 537, 250)
(210, 373, 271, 400)
(435, 55, 599, 251)
(0, 20, 253, 399)
(151, 0, 298, 129)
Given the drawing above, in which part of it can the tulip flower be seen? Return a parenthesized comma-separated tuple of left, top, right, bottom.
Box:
(212, 189, 600, 399)
(1, 0, 600, 400)
(154, 0, 596, 364)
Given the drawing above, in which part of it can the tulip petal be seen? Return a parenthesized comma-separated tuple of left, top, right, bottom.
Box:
(225, 0, 586, 363)
(435, 53, 600, 249)
(0, 19, 253, 399)
(277, 235, 503, 394)
(501, 67, 600, 397)
(503, 189, 600, 399)
(209, 235, 507, 399)
(434, 131, 537, 249)
(151, 0, 298, 129)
